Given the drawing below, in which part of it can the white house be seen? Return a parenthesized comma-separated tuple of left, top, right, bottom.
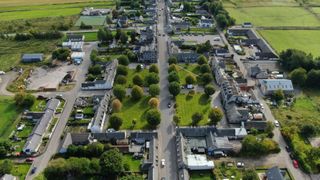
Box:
(259, 79, 294, 95)
(198, 19, 213, 28)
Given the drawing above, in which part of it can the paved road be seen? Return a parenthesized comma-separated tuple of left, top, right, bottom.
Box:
(157, 0, 178, 179)
(0, 71, 17, 96)
(26, 42, 96, 179)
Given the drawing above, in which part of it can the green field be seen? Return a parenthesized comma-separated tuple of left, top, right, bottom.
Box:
(223, 0, 298, 7)
(312, 7, 320, 14)
(176, 93, 212, 126)
(75, 32, 98, 42)
(225, 7, 320, 27)
(113, 96, 152, 130)
(0, 1, 114, 21)
(271, 89, 320, 173)
(0, 96, 20, 139)
(0, 39, 61, 71)
(259, 30, 320, 57)
(0, 0, 110, 6)
(75, 16, 106, 26)
(190, 171, 214, 180)
(177, 64, 200, 85)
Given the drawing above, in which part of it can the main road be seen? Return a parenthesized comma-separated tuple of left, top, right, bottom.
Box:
(156, 0, 178, 179)
(26, 42, 96, 180)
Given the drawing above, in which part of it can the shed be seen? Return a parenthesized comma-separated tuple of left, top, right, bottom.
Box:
(21, 54, 44, 63)
(71, 52, 85, 60)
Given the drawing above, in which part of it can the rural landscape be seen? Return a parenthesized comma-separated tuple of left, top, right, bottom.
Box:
(0, 0, 319, 179)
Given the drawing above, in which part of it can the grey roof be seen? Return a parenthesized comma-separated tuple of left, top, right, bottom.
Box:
(200, 19, 212, 24)
(130, 131, 158, 141)
(196, 10, 209, 15)
(138, 50, 157, 62)
(22, 54, 44, 62)
(259, 79, 294, 92)
(24, 98, 60, 153)
(1, 174, 17, 180)
(244, 121, 267, 131)
(104, 60, 118, 86)
(177, 126, 247, 138)
(90, 91, 112, 133)
(66, 34, 84, 42)
(92, 132, 126, 141)
(266, 166, 285, 180)
(174, 53, 199, 63)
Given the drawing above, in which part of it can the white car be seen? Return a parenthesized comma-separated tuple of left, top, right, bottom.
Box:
(213, 37, 220, 41)
(161, 159, 165, 167)
(0, 71, 5, 75)
(236, 162, 244, 168)
(274, 120, 280, 127)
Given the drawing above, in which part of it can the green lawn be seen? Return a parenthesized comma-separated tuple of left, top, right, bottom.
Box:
(122, 154, 141, 172)
(271, 89, 320, 173)
(222, 0, 298, 7)
(0, 96, 20, 139)
(113, 96, 152, 130)
(127, 69, 150, 88)
(226, 7, 320, 27)
(75, 32, 98, 42)
(11, 163, 31, 180)
(30, 99, 46, 112)
(176, 93, 212, 126)
(190, 171, 214, 180)
(177, 64, 200, 85)
(259, 30, 320, 57)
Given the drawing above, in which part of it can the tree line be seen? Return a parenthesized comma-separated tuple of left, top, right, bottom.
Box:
(14, 30, 63, 41)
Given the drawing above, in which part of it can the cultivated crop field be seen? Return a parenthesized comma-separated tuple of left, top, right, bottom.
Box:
(225, 7, 320, 27)
(0, 0, 108, 6)
(259, 30, 320, 57)
(223, 0, 298, 7)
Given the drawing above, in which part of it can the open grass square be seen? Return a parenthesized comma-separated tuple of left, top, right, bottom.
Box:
(126, 69, 150, 88)
(177, 64, 200, 85)
(0, 96, 20, 139)
(176, 93, 212, 126)
(225, 7, 319, 27)
(75, 16, 106, 26)
(258, 30, 320, 57)
(122, 154, 141, 172)
(113, 96, 152, 130)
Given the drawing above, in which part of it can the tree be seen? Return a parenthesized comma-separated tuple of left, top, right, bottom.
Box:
(197, 55, 208, 65)
(111, 99, 122, 112)
(279, 49, 314, 71)
(148, 97, 160, 108)
(89, 64, 102, 75)
(168, 56, 178, 64)
(97, 28, 107, 42)
(145, 73, 159, 85)
(86, 74, 95, 81)
(133, 74, 144, 86)
(273, 89, 285, 103)
(105, 28, 113, 43)
(204, 85, 215, 96)
(67, 157, 91, 176)
(14, 93, 35, 108)
(169, 82, 181, 97)
(149, 64, 159, 73)
(52, 48, 70, 61)
(196, 40, 212, 53)
(216, 13, 228, 29)
(120, 31, 128, 44)
(129, 31, 138, 43)
(100, 148, 123, 175)
(118, 55, 129, 66)
(113, 85, 126, 100)
(243, 169, 259, 180)
(241, 135, 280, 156)
(208, 107, 223, 125)
(289, 67, 307, 86)
(192, 112, 203, 125)
(115, 29, 122, 40)
(116, 75, 127, 85)
(200, 64, 211, 74)
(306, 69, 320, 87)
(136, 64, 142, 72)
(44, 158, 69, 180)
(185, 74, 196, 85)
(149, 84, 160, 97)
(146, 109, 161, 127)
(201, 73, 213, 85)
(117, 65, 129, 76)
(173, 115, 181, 125)
(0, 159, 12, 175)
(301, 124, 318, 138)
(168, 71, 180, 83)
(131, 85, 144, 100)
(86, 142, 104, 157)
(126, 50, 137, 62)
(183, 2, 193, 12)
(168, 64, 178, 73)
(109, 114, 123, 130)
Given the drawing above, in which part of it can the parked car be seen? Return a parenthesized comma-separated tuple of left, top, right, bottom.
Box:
(274, 120, 280, 127)
(236, 162, 244, 168)
(285, 146, 291, 152)
(289, 153, 294, 159)
(26, 157, 35, 162)
(293, 160, 299, 168)
(0, 71, 5, 75)
(161, 159, 165, 167)
(213, 37, 220, 41)
(31, 167, 37, 174)
(167, 102, 171, 108)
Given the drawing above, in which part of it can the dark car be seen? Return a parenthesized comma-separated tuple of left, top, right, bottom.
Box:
(289, 153, 295, 159)
(285, 146, 291, 152)
(31, 167, 37, 174)
(167, 102, 171, 108)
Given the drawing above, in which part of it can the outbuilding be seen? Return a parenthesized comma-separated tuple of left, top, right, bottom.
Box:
(21, 54, 44, 63)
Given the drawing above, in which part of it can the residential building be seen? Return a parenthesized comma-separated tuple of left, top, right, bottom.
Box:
(265, 166, 285, 180)
(81, 8, 110, 16)
(66, 34, 85, 42)
(117, 16, 129, 28)
(242, 22, 252, 28)
(21, 54, 44, 63)
(195, 10, 210, 16)
(23, 98, 60, 155)
(60, 133, 92, 153)
(259, 79, 294, 95)
(174, 52, 199, 63)
(198, 19, 213, 28)
(139, 27, 154, 45)
(215, 48, 230, 58)
(249, 64, 269, 79)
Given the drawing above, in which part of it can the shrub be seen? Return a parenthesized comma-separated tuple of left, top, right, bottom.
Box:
(149, 64, 159, 73)
(204, 85, 215, 96)
(149, 84, 160, 97)
(146, 109, 161, 128)
(116, 65, 129, 76)
(113, 85, 126, 100)
(192, 112, 203, 126)
(145, 73, 159, 85)
(185, 74, 196, 85)
(118, 55, 129, 66)
(168, 56, 178, 64)
(132, 74, 144, 86)
(116, 75, 127, 85)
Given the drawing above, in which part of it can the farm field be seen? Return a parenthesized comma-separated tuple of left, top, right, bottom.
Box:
(259, 30, 320, 57)
(222, 0, 298, 7)
(176, 93, 211, 126)
(113, 96, 152, 130)
(225, 7, 320, 27)
(75, 16, 106, 26)
(0, 96, 20, 139)
(0, 0, 110, 6)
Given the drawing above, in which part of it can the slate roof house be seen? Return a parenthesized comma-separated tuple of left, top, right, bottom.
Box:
(139, 27, 154, 45)
(90, 91, 112, 133)
(138, 50, 157, 63)
(265, 166, 285, 180)
(174, 52, 199, 63)
(195, 10, 210, 16)
(259, 79, 294, 95)
(23, 98, 60, 155)
(249, 64, 269, 79)
(198, 19, 213, 28)
(66, 34, 85, 42)
(21, 54, 44, 63)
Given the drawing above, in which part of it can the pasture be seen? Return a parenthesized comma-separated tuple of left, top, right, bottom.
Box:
(0, 0, 109, 6)
(222, 0, 298, 7)
(75, 16, 106, 26)
(0, 96, 20, 139)
(259, 30, 320, 57)
(225, 7, 320, 27)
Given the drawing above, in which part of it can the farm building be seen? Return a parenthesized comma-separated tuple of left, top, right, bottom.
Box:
(21, 54, 44, 63)
(66, 34, 85, 42)
(62, 41, 84, 52)
(259, 79, 294, 95)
